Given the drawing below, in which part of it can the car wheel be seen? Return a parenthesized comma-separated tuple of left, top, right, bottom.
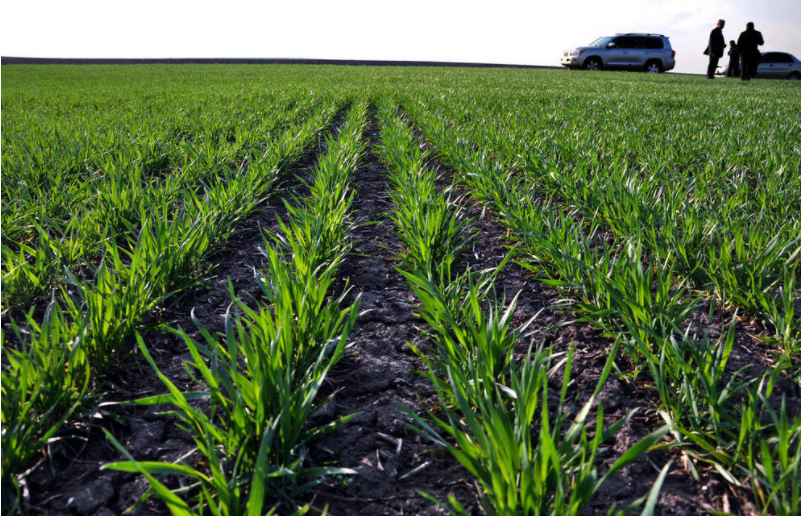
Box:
(789, 72, 801, 80)
(583, 58, 602, 71)
(644, 60, 663, 73)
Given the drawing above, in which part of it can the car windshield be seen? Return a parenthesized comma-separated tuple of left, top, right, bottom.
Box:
(589, 37, 614, 47)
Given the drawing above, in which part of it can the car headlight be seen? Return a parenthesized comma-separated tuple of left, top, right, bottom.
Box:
(570, 49, 581, 56)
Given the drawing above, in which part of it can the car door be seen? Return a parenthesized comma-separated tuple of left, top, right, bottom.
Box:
(606, 37, 636, 69)
(626, 37, 647, 69)
(770, 53, 795, 78)
(757, 53, 781, 78)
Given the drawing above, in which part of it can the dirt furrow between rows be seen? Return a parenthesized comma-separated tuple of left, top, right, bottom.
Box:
(310, 119, 475, 515)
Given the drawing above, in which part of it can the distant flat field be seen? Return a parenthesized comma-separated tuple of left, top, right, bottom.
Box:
(3, 65, 800, 516)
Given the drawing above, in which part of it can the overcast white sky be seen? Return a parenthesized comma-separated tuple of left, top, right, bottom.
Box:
(3, 0, 800, 74)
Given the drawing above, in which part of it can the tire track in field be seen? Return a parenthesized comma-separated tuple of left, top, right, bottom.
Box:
(21, 112, 349, 516)
(311, 117, 476, 516)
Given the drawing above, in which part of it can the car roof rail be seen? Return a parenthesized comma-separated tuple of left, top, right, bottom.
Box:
(615, 33, 666, 37)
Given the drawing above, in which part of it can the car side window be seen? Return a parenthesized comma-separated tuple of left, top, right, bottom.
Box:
(612, 37, 635, 49)
(777, 54, 793, 63)
(640, 38, 663, 49)
(761, 54, 777, 63)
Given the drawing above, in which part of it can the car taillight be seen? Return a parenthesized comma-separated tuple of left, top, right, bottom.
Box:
(671, 50, 676, 57)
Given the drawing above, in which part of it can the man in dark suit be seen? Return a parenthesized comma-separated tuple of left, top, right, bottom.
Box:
(704, 19, 726, 79)
(737, 22, 765, 81)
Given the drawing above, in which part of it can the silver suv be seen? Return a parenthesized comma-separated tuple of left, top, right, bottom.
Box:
(561, 34, 676, 73)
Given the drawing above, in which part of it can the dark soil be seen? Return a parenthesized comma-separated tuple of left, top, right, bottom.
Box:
(308, 120, 476, 515)
(12, 110, 800, 516)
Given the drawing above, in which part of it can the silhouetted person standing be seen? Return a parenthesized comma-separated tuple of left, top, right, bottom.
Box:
(704, 19, 726, 79)
(727, 40, 741, 77)
(737, 22, 764, 81)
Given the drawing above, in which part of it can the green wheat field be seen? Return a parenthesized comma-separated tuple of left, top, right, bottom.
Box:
(2, 65, 800, 516)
